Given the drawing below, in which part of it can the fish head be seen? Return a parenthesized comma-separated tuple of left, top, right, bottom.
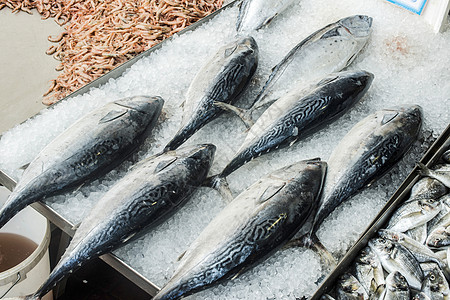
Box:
(379, 105, 423, 137)
(427, 227, 450, 248)
(369, 237, 394, 257)
(378, 229, 402, 243)
(418, 197, 441, 213)
(386, 271, 409, 290)
(339, 15, 373, 38)
(113, 95, 164, 126)
(171, 144, 216, 178)
(223, 36, 259, 59)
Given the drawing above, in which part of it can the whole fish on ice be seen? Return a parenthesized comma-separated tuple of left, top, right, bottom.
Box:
(236, 0, 295, 33)
(153, 159, 326, 300)
(308, 105, 423, 239)
(251, 15, 373, 109)
(164, 36, 258, 151)
(0, 96, 164, 229)
(22, 144, 215, 300)
(211, 70, 373, 188)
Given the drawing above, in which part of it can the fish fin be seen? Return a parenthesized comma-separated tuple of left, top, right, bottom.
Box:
(308, 233, 337, 269)
(282, 235, 308, 250)
(98, 109, 127, 124)
(258, 183, 286, 203)
(19, 163, 30, 170)
(177, 250, 187, 262)
(258, 15, 276, 29)
(369, 284, 385, 300)
(204, 175, 234, 202)
(213, 101, 254, 128)
(416, 162, 431, 176)
(155, 157, 178, 173)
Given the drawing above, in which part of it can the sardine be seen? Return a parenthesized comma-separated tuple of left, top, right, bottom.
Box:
(163, 36, 258, 151)
(380, 271, 410, 300)
(0, 96, 164, 229)
(354, 246, 385, 295)
(420, 263, 450, 300)
(236, 0, 295, 33)
(387, 198, 441, 233)
(310, 105, 423, 237)
(211, 70, 373, 186)
(153, 159, 327, 300)
(336, 273, 368, 300)
(417, 163, 450, 189)
(25, 144, 216, 300)
(251, 15, 372, 109)
(369, 237, 424, 290)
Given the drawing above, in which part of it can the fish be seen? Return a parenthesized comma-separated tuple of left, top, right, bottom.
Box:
(353, 246, 385, 295)
(211, 70, 373, 188)
(379, 271, 410, 300)
(420, 262, 450, 300)
(309, 105, 423, 238)
(24, 144, 216, 300)
(369, 237, 424, 290)
(427, 225, 450, 249)
(0, 96, 164, 229)
(427, 194, 450, 235)
(251, 15, 373, 109)
(387, 198, 441, 233)
(153, 159, 327, 300)
(442, 150, 450, 164)
(236, 0, 295, 33)
(417, 163, 450, 189)
(405, 224, 428, 245)
(408, 177, 448, 203)
(336, 272, 369, 300)
(163, 36, 258, 151)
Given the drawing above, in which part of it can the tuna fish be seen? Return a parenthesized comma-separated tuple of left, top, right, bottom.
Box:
(210, 70, 373, 189)
(0, 96, 164, 229)
(163, 36, 258, 151)
(24, 144, 216, 300)
(308, 105, 423, 240)
(153, 159, 326, 300)
(236, 0, 295, 34)
(251, 15, 373, 109)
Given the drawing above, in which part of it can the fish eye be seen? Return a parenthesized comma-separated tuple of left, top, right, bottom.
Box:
(430, 274, 436, 280)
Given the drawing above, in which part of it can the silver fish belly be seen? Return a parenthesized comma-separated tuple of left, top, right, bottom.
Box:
(0, 96, 164, 229)
(30, 144, 216, 299)
(164, 36, 258, 151)
(153, 159, 326, 300)
(310, 105, 423, 236)
(217, 70, 373, 180)
(236, 0, 295, 33)
(251, 15, 372, 108)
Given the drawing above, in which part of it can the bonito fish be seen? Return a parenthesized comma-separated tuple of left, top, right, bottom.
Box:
(211, 70, 373, 188)
(22, 144, 216, 300)
(153, 159, 326, 300)
(0, 96, 164, 229)
(309, 105, 423, 238)
(164, 36, 258, 151)
(236, 0, 295, 33)
(251, 15, 372, 109)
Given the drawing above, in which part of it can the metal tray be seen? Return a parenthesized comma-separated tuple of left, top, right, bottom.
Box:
(310, 124, 450, 300)
(0, 1, 238, 296)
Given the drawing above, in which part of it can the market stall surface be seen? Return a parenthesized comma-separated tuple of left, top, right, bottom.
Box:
(0, 0, 449, 299)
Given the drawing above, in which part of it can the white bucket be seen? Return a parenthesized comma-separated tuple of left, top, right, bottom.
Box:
(0, 204, 52, 300)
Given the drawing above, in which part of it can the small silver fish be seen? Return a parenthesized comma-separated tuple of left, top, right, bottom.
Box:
(369, 237, 423, 290)
(380, 271, 410, 300)
(354, 246, 385, 295)
(408, 177, 448, 203)
(336, 273, 368, 300)
(417, 163, 450, 189)
(427, 225, 450, 249)
(420, 263, 450, 300)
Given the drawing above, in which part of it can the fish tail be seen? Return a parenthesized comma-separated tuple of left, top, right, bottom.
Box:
(204, 175, 234, 202)
(416, 162, 430, 176)
(308, 233, 337, 269)
(0, 193, 29, 229)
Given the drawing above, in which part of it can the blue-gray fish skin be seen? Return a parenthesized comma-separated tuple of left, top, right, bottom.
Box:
(29, 144, 216, 299)
(217, 70, 373, 179)
(309, 105, 423, 237)
(164, 36, 258, 151)
(153, 159, 327, 300)
(0, 96, 164, 229)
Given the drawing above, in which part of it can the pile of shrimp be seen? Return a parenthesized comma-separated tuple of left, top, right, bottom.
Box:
(0, 0, 223, 105)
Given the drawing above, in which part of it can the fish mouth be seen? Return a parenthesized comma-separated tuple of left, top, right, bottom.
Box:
(115, 96, 164, 114)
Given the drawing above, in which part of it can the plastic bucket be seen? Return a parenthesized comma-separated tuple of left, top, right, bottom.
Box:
(0, 204, 52, 300)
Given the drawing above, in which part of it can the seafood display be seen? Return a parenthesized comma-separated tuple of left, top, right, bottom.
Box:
(24, 144, 216, 300)
(324, 143, 450, 299)
(154, 159, 326, 300)
(251, 15, 373, 109)
(0, 96, 164, 229)
(164, 36, 259, 151)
